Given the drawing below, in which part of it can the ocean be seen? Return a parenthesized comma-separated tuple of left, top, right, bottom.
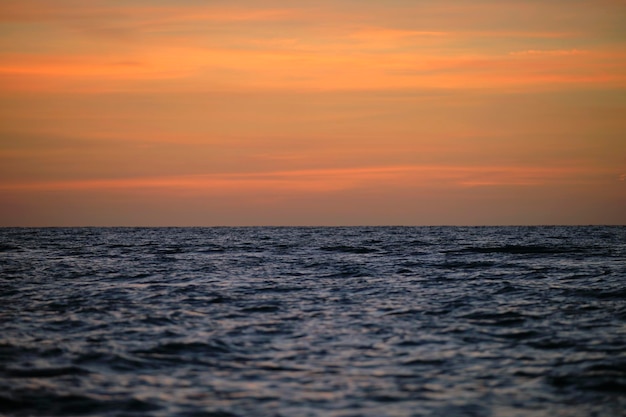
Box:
(1, 226, 624, 417)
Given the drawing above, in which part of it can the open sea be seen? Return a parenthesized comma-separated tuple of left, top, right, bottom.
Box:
(0, 226, 625, 417)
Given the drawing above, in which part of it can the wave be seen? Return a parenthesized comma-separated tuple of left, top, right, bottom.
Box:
(320, 245, 379, 254)
(0, 391, 159, 416)
(448, 244, 586, 255)
(1, 226, 624, 417)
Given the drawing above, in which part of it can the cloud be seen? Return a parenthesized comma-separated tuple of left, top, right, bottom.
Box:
(0, 165, 605, 195)
(1, 1, 625, 93)
(0, 2, 302, 24)
(509, 49, 587, 56)
(3, 46, 624, 94)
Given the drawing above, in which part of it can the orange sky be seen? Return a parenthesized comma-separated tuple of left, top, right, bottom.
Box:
(1, 0, 625, 225)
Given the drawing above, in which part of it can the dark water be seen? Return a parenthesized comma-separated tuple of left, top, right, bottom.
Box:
(1, 226, 625, 417)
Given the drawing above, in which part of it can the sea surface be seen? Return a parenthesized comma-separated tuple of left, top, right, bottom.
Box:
(0, 226, 625, 417)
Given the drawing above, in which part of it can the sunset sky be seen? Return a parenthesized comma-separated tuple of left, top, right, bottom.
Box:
(1, 0, 625, 226)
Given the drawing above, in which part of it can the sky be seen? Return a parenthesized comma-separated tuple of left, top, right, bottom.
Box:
(1, 0, 625, 226)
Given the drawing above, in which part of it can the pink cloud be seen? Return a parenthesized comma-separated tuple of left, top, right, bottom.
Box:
(0, 165, 608, 194)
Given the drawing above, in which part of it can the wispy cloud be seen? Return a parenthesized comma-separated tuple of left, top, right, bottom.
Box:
(1, 1, 624, 93)
(509, 49, 587, 56)
(0, 165, 607, 194)
(0, 2, 303, 24)
(2, 47, 624, 94)
(1, 1, 625, 226)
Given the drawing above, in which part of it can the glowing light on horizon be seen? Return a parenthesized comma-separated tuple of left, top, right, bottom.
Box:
(1, 0, 624, 225)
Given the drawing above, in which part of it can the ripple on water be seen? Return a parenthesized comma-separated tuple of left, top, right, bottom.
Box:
(0, 226, 624, 417)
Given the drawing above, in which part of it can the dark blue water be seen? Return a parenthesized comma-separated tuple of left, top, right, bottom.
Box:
(1, 226, 625, 417)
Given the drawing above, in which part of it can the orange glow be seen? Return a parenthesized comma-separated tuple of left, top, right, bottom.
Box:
(1, 0, 624, 225)
(0, 165, 612, 193)
(2, 44, 625, 93)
